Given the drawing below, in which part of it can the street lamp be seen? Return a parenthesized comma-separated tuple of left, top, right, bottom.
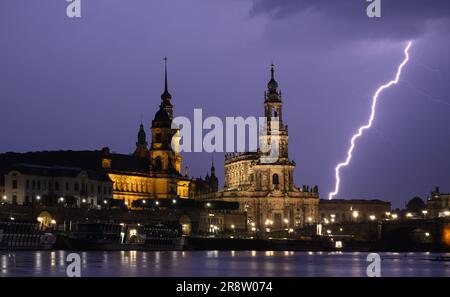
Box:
(352, 211, 359, 219)
(422, 210, 428, 218)
(330, 214, 336, 223)
(369, 215, 376, 221)
(391, 214, 398, 219)
(59, 197, 65, 203)
(36, 195, 41, 201)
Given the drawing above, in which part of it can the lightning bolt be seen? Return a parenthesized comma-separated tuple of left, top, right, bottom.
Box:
(328, 41, 412, 200)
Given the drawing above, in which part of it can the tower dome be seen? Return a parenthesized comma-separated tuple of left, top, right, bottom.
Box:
(152, 107, 171, 127)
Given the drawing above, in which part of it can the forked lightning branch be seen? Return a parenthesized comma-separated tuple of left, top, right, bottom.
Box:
(328, 41, 413, 200)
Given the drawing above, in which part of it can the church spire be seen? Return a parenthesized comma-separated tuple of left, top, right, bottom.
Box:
(160, 57, 173, 119)
(265, 63, 281, 103)
(161, 57, 172, 101)
(270, 63, 275, 80)
(267, 63, 279, 93)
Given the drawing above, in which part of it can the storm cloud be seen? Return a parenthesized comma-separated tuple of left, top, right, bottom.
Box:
(251, 0, 450, 44)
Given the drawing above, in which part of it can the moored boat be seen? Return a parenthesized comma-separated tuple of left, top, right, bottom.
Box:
(0, 218, 56, 250)
(62, 222, 186, 251)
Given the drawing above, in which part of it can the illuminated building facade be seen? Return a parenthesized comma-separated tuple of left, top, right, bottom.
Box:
(319, 199, 391, 223)
(427, 187, 450, 218)
(0, 62, 193, 207)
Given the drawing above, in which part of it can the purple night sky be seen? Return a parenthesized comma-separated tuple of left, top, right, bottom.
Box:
(1, 1, 450, 207)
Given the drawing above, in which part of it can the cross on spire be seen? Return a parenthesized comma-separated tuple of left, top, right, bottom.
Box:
(164, 57, 168, 93)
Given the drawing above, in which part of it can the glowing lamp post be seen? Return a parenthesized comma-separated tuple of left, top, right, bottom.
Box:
(352, 210, 359, 222)
(422, 210, 428, 218)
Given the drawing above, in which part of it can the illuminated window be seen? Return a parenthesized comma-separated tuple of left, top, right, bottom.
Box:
(102, 159, 111, 169)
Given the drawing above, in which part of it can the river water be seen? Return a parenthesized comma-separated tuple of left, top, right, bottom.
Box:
(1, 251, 449, 277)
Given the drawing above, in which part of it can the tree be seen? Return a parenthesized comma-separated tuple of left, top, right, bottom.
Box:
(406, 196, 426, 214)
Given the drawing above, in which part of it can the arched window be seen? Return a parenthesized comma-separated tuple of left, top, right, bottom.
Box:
(272, 174, 279, 190)
(272, 174, 279, 184)
(154, 157, 162, 171)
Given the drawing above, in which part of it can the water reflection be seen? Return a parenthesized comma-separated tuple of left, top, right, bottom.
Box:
(0, 251, 448, 277)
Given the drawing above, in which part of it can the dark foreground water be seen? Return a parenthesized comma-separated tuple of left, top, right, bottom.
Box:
(1, 251, 449, 277)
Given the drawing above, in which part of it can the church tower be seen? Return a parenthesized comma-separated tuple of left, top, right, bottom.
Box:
(251, 64, 295, 192)
(133, 123, 149, 158)
(260, 64, 289, 162)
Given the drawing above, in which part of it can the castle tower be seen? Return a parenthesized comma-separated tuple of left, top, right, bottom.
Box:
(133, 123, 149, 158)
(149, 58, 182, 174)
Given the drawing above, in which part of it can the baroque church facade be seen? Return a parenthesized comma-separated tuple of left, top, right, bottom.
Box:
(197, 65, 319, 229)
